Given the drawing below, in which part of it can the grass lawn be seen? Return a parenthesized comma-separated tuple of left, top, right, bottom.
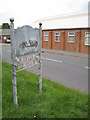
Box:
(2, 62, 88, 118)
(0, 62, 2, 119)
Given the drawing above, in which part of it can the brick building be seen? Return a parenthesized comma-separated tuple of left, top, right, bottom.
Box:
(33, 12, 90, 53)
(0, 29, 10, 43)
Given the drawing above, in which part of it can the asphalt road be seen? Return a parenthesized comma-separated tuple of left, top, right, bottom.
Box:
(1, 44, 88, 93)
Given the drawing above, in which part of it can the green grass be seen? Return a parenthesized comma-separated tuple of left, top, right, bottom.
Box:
(2, 62, 88, 118)
(0, 62, 2, 119)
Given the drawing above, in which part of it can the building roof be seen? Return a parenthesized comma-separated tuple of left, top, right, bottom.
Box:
(0, 29, 10, 35)
(33, 11, 89, 30)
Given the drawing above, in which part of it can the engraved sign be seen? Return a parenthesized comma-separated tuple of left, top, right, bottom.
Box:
(14, 25, 41, 69)
(14, 26, 41, 57)
(10, 18, 42, 107)
(15, 53, 39, 69)
(20, 40, 38, 48)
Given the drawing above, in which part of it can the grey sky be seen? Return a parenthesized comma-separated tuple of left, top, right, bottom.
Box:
(0, 0, 89, 28)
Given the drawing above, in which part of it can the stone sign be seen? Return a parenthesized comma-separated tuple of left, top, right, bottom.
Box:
(15, 53, 39, 69)
(14, 26, 41, 57)
(10, 18, 42, 108)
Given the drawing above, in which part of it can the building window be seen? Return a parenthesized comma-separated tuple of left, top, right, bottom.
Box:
(85, 32, 90, 46)
(55, 32, 60, 42)
(68, 32, 74, 43)
(44, 32, 48, 41)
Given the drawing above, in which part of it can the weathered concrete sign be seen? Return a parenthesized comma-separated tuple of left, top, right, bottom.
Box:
(10, 18, 42, 108)
(14, 26, 41, 56)
(15, 53, 39, 69)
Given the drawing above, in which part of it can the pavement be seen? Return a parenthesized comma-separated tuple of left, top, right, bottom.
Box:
(42, 48, 89, 59)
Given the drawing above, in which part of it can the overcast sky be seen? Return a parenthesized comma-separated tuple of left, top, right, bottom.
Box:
(0, 0, 89, 28)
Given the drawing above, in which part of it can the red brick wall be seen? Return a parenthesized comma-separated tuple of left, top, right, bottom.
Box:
(75, 31, 81, 52)
(65, 30, 81, 52)
(0, 35, 10, 43)
(2, 36, 5, 43)
(42, 29, 90, 53)
(52, 30, 65, 50)
(80, 29, 89, 53)
(42, 31, 52, 49)
(65, 30, 75, 52)
(0, 36, 5, 43)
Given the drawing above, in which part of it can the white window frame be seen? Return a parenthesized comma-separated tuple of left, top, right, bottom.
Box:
(44, 32, 48, 41)
(68, 32, 75, 43)
(55, 32, 60, 42)
(85, 32, 90, 46)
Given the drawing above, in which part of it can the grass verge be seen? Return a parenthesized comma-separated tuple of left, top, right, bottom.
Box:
(2, 62, 88, 118)
(0, 62, 2, 119)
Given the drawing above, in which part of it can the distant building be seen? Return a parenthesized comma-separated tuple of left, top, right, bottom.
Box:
(0, 29, 10, 43)
(33, 11, 90, 53)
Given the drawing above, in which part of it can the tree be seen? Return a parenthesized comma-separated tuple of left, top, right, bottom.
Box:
(1, 23, 10, 29)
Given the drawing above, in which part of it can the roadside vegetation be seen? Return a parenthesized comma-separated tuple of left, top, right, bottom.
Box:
(0, 62, 2, 119)
(2, 62, 88, 118)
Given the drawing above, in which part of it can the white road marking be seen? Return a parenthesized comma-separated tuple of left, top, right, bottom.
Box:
(42, 57, 62, 63)
(85, 67, 90, 69)
(42, 57, 88, 69)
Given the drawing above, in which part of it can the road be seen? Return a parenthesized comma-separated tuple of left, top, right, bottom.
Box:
(1, 44, 88, 93)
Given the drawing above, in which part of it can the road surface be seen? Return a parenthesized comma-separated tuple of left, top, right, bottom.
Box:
(1, 44, 88, 93)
